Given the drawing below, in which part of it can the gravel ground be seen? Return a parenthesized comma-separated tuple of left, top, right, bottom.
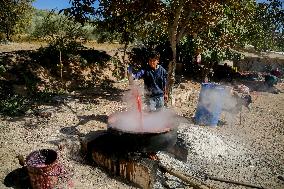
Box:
(0, 78, 284, 189)
(159, 83, 284, 189)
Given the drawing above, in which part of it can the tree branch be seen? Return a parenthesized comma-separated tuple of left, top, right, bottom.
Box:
(169, 1, 184, 44)
(177, 10, 193, 43)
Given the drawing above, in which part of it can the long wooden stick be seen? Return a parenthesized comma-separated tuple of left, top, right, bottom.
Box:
(159, 162, 267, 189)
(207, 175, 267, 189)
(158, 163, 212, 189)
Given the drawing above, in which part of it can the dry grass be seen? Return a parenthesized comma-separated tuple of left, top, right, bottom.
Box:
(0, 41, 123, 53)
(0, 42, 47, 53)
(84, 41, 123, 52)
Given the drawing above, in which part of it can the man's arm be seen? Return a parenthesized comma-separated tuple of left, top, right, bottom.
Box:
(164, 86, 168, 102)
(128, 66, 145, 79)
(133, 70, 145, 79)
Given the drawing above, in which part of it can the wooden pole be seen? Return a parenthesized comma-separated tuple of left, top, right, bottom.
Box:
(207, 175, 267, 189)
(59, 50, 62, 80)
(158, 163, 212, 189)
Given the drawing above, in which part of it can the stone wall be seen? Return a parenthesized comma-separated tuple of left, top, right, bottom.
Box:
(234, 52, 284, 72)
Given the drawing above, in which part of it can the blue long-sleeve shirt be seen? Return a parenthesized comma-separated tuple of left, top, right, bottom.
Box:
(132, 65, 167, 97)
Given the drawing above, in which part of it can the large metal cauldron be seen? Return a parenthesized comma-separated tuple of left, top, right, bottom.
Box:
(106, 113, 178, 153)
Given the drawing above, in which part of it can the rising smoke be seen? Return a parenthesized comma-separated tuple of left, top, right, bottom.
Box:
(197, 84, 246, 125)
(109, 84, 177, 133)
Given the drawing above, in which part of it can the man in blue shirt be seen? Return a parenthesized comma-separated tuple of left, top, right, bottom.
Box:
(128, 52, 168, 111)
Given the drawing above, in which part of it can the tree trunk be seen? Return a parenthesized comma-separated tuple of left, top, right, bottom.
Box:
(5, 25, 11, 41)
(59, 50, 63, 79)
(122, 42, 128, 79)
(167, 40, 177, 106)
(5, 33, 10, 41)
(166, 2, 183, 105)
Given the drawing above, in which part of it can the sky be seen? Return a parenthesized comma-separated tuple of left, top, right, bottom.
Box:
(32, 0, 270, 10)
(32, 0, 71, 10)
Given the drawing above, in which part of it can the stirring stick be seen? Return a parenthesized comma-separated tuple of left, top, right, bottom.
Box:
(134, 89, 143, 131)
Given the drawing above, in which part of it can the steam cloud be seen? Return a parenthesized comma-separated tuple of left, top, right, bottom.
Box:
(109, 85, 177, 133)
(197, 84, 246, 125)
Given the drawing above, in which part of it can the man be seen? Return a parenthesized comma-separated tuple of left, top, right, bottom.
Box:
(128, 51, 168, 111)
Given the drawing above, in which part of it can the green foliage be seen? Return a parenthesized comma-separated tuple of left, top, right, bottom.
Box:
(127, 47, 151, 70)
(96, 31, 119, 43)
(29, 10, 97, 79)
(31, 10, 95, 53)
(26, 9, 49, 36)
(110, 54, 124, 79)
(0, 89, 65, 117)
(178, 36, 196, 64)
(0, 77, 66, 116)
(0, 94, 29, 116)
(201, 48, 243, 63)
(31, 10, 96, 41)
(0, 65, 6, 76)
(66, 1, 271, 63)
(0, 0, 34, 41)
(32, 90, 62, 103)
(22, 70, 40, 92)
(247, 0, 284, 51)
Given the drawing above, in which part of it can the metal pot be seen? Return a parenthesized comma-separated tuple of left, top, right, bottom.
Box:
(106, 113, 178, 153)
(108, 127, 177, 153)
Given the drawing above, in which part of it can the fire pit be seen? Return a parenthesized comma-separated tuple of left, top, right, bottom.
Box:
(80, 109, 189, 188)
(81, 86, 187, 188)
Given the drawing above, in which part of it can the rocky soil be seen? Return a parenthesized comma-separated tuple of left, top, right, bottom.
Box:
(0, 80, 283, 189)
(0, 43, 283, 189)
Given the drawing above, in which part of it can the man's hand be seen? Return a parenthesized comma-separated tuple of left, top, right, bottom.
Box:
(164, 93, 168, 102)
(127, 65, 132, 73)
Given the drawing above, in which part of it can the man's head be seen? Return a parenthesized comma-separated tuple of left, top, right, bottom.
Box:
(148, 51, 160, 70)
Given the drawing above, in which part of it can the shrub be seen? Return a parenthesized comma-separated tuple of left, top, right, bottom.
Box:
(0, 94, 29, 116)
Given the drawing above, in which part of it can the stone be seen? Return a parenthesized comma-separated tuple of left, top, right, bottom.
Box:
(180, 84, 186, 89)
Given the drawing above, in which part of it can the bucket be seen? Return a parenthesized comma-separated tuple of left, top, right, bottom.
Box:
(26, 149, 59, 189)
(195, 83, 225, 126)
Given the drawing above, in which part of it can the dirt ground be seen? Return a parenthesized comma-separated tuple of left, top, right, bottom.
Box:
(0, 43, 284, 189)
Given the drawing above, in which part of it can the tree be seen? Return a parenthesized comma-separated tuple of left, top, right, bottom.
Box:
(247, 0, 284, 51)
(65, 0, 271, 102)
(31, 10, 96, 79)
(0, 0, 34, 41)
(31, 11, 94, 43)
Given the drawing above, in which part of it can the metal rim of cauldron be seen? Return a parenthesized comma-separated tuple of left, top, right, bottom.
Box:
(106, 112, 178, 152)
(107, 125, 173, 135)
(106, 126, 178, 153)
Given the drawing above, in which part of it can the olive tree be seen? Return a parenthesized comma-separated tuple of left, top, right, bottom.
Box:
(0, 0, 34, 41)
(32, 10, 96, 79)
